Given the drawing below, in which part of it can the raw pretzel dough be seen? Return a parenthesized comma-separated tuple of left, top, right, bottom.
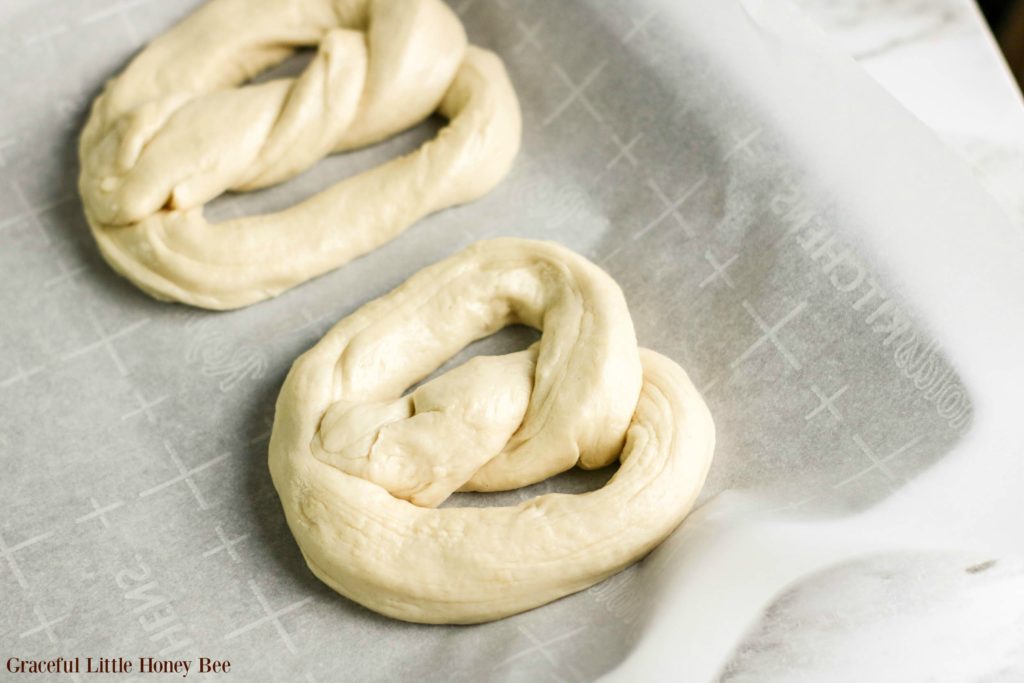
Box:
(78, 0, 521, 310)
(269, 238, 716, 624)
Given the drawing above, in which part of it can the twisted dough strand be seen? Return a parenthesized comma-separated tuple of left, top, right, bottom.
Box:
(79, 0, 521, 309)
(269, 239, 715, 623)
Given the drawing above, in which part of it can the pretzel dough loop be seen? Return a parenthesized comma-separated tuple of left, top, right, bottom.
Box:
(269, 239, 716, 624)
(79, 0, 521, 309)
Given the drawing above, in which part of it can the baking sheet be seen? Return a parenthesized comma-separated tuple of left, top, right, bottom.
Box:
(0, 0, 1018, 680)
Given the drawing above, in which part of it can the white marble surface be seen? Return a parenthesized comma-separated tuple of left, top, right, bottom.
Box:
(720, 3, 1024, 681)
(721, 551, 1024, 682)
(798, 0, 1024, 226)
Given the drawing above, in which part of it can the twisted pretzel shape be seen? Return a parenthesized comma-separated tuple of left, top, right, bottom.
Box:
(269, 239, 715, 623)
(79, 0, 521, 310)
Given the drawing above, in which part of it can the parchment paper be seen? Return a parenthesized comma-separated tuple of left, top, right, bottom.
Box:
(0, 0, 1020, 681)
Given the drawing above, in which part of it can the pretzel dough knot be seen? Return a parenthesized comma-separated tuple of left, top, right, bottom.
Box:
(269, 239, 716, 624)
(78, 0, 521, 310)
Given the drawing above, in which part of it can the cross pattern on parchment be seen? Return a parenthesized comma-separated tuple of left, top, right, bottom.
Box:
(723, 126, 764, 162)
(61, 310, 149, 377)
(3, 181, 75, 245)
(544, 63, 606, 127)
(0, 529, 53, 590)
(834, 435, 924, 488)
(635, 176, 707, 240)
(699, 249, 738, 289)
(225, 581, 312, 655)
(203, 525, 249, 563)
(731, 300, 807, 370)
(494, 625, 587, 683)
(80, 0, 150, 44)
(81, 0, 149, 24)
(121, 389, 167, 424)
(74, 498, 124, 529)
(805, 384, 849, 421)
(19, 604, 69, 643)
(0, 363, 45, 388)
(294, 309, 332, 339)
(138, 441, 230, 510)
(622, 8, 657, 44)
(605, 133, 642, 172)
(43, 253, 87, 290)
(513, 19, 543, 54)
(248, 415, 275, 446)
(699, 374, 723, 394)
(769, 492, 824, 513)
(22, 24, 69, 50)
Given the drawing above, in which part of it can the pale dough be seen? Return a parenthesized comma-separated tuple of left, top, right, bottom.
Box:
(269, 238, 716, 624)
(78, 0, 521, 310)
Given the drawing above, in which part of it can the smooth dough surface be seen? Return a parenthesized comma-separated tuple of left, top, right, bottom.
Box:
(269, 238, 716, 624)
(78, 0, 521, 309)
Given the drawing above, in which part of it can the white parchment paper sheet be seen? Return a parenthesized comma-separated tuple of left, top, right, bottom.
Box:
(0, 0, 1020, 681)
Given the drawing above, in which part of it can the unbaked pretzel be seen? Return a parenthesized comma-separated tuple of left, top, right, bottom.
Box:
(269, 238, 716, 624)
(78, 0, 521, 310)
